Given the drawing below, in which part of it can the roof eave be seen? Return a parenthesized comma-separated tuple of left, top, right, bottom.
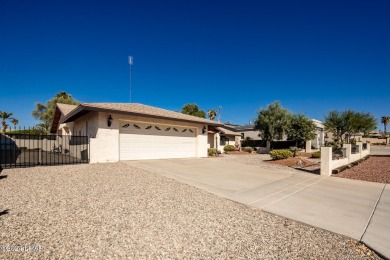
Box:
(61, 105, 223, 126)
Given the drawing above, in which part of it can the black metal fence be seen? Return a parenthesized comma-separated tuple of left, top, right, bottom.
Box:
(351, 144, 360, 154)
(0, 133, 89, 168)
(332, 148, 347, 160)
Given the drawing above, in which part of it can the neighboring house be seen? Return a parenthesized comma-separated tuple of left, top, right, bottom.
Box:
(224, 123, 260, 140)
(207, 125, 241, 152)
(51, 103, 222, 162)
(311, 119, 325, 149)
(224, 119, 327, 149)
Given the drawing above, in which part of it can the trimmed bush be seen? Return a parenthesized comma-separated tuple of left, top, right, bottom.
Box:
(224, 145, 236, 152)
(243, 146, 254, 153)
(208, 148, 218, 156)
(312, 151, 321, 158)
(269, 149, 293, 160)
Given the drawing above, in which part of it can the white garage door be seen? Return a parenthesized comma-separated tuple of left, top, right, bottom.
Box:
(119, 121, 197, 160)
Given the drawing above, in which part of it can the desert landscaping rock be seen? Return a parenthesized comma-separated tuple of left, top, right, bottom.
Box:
(335, 156, 390, 183)
(0, 163, 381, 259)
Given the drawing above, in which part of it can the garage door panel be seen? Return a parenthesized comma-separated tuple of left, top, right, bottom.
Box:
(119, 122, 196, 160)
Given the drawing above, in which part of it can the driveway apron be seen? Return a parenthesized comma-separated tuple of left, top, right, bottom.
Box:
(126, 158, 389, 258)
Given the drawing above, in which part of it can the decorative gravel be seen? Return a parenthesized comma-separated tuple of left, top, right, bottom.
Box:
(335, 156, 390, 183)
(0, 163, 380, 259)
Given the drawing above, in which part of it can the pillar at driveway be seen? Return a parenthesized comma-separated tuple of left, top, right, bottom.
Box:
(305, 140, 312, 153)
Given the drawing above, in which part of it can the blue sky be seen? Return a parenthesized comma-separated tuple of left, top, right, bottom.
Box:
(1, 0, 389, 129)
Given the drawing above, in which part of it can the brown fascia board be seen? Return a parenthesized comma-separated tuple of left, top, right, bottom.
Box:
(61, 105, 223, 127)
(49, 107, 62, 133)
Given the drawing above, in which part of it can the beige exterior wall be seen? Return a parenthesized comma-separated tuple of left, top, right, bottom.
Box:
(241, 130, 260, 140)
(69, 111, 208, 163)
(207, 133, 216, 149)
(215, 134, 241, 152)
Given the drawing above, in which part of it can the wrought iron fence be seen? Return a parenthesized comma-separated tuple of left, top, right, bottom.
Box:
(332, 148, 346, 160)
(0, 132, 89, 168)
(351, 144, 360, 154)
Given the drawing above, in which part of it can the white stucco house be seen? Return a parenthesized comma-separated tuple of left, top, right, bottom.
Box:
(51, 103, 222, 163)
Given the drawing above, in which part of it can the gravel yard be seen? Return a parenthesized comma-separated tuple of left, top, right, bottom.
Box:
(0, 163, 380, 259)
(335, 156, 390, 183)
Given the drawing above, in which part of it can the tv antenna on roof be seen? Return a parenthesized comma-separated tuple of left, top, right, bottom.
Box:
(128, 56, 133, 103)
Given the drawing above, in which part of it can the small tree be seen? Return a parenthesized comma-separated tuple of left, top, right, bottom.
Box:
(324, 110, 376, 144)
(32, 91, 79, 133)
(287, 114, 317, 147)
(324, 110, 350, 145)
(0, 111, 13, 133)
(348, 112, 376, 141)
(181, 104, 206, 118)
(255, 101, 291, 148)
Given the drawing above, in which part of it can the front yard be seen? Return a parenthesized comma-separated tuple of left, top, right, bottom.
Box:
(0, 163, 380, 259)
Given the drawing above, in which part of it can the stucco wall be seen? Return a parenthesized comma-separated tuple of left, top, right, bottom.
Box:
(72, 112, 99, 137)
(207, 133, 216, 148)
(215, 134, 241, 152)
(74, 111, 209, 163)
(241, 130, 261, 140)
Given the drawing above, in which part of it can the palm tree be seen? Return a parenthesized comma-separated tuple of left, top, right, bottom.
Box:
(11, 118, 19, 130)
(207, 109, 217, 121)
(55, 91, 72, 99)
(381, 116, 390, 136)
(0, 111, 13, 133)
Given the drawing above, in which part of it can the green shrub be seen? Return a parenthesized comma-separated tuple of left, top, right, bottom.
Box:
(289, 146, 302, 157)
(269, 149, 293, 160)
(312, 151, 321, 158)
(208, 148, 218, 156)
(224, 145, 236, 152)
(243, 146, 254, 153)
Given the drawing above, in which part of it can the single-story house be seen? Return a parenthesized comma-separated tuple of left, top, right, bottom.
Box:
(51, 103, 222, 162)
(224, 119, 327, 149)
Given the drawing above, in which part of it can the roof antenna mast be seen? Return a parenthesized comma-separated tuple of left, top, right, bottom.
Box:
(128, 56, 133, 103)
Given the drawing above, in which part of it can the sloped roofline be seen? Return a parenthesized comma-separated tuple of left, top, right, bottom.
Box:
(59, 103, 223, 127)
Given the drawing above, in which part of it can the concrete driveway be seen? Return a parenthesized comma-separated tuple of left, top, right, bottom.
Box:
(371, 145, 390, 155)
(126, 158, 389, 258)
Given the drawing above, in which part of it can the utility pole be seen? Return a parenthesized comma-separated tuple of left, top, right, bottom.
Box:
(128, 56, 133, 103)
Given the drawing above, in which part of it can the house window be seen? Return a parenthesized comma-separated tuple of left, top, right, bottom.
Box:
(241, 133, 245, 139)
(220, 136, 228, 146)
